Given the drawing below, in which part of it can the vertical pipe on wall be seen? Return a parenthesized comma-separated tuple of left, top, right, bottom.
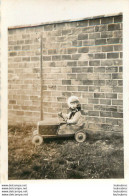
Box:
(40, 33, 43, 120)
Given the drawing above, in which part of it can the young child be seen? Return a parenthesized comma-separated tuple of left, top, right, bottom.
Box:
(58, 96, 84, 134)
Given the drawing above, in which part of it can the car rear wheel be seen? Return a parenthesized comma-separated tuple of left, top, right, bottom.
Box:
(32, 134, 43, 145)
(75, 131, 86, 143)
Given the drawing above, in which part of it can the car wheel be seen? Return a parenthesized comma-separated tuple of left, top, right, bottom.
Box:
(32, 134, 43, 145)
(75, 131, 86, 143)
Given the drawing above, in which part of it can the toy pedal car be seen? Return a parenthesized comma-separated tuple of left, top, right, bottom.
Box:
(32, 118, 87, 145)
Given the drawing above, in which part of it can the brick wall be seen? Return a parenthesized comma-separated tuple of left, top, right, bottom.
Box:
(8, 14, 123, 134)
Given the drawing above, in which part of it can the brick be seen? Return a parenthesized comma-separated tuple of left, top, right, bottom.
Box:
(112, 100, 123, 105)
(25, 40, 33, 44)
(62, 92, 71, 97)
(102, 45, 113, 52)
(112, 112, 123, 118)
(52, 30, 62, 36)
(101, 17, 113, 24)
(113, 87, 122, 93)
(83, 80, 94, 85)
(118, 80, 123, 86)
(94, 53, 106, 59)
(82, 92, 94, 98)
(14, 46, 22, 50)
(67, 86, 78, 91)
(52, 55, 61, 61)
(67, 48, 77, 54)
(62, 29, 72, 35)
(89, 60, 100, 66)
(66, 21, 77, 28)
(89, 33, 100, 39)
(56, 36, 66, 42)
(118, 94, 123, 100)
(71, 80, 83, 85)
(106, 80, 117, 86)
(48, 49, 57, 55)
(72, 67, 81, 73)
(22, 57, 30, 61)
(114, 31, 122, 38)
(94, 80, 105, 86)
(72, 40, 82, 47)
(95, 105, 117, 112)
(114, 45, 122, 51)
(78, 61, 88, 66)
(17, 111, 24, 115)
(114, 15, 123, 23)
(67, 74, 76, 79)
(100, 111, 111, 117)
(101, 31, 113, 38)
(89, 18, 100, 26)
(72, 54, 81, 60)
(101, 59, 122, 66)
(89, 46, 101, 53)
(100, 99, 111, 105)
(82, 104, 93, 110)
(95, 39, 106, 45)
(67, 61, 77, 66)
(82, 26, 94, 33)
(95, 25, 108, 32)
(106, 67, 118, 73)
(62, 80, 71, 85)
(17, 40, 24, 45)
(22, 34, 30, 39)
(77, 74, 87, 80)
(10, 56, 21, 63)
(106, 93, 117, 99)
(117, 106, 123, 113)
(83, 40, 95, 46)
(44, 24, 53, 31)
(77, 20, 89, 27)
(31, 57, 39, 61)
(82, 67, 93, 72)
(108, 23, 121, 31)
(62, 55, 71, 60)
(78, 47, 89, 53)
(106, 118, 118, 125)
(9, 100, 16, 104)
(94, 93, 105, 98)
(88, 111, 99, 117)
(78, 33, 88, 40)
(8, 40, 17, 45)
(89, 86, 100, 92)
(107, 38, 121, 44)
(120, 52, 123, 58)
(22, 45, 30, 50)
(88, 99, 99, 104)
(112, 73, 122, 79)
(94, 67, 105, 73)
(9, 52, 17, 56)
(78, 86, 88, 91)
(107, 53, 119, 59)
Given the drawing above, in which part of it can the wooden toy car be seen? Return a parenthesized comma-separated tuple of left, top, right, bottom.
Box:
(32, 118, 87, 145)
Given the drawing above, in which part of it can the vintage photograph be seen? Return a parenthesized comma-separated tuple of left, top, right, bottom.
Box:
(8, 12, 124, 179)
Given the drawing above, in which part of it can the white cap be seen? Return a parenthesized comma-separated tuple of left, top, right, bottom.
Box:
(67, 96, 79, 107)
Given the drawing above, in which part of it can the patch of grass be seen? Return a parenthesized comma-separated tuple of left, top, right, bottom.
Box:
(8, 125, 124, 179)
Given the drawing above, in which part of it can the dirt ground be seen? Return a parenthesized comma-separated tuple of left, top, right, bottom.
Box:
(8, 125, 124, 179)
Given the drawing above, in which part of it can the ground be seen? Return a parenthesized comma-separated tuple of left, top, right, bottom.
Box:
(8, 125, 124, 179)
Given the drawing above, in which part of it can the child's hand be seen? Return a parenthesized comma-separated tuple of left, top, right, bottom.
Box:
(58, 112, 62, 117)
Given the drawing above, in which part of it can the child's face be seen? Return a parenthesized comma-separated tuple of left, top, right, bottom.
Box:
(70, 101, 78, 109)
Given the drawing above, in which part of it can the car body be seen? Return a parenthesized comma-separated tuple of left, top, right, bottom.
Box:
(32, 118, 87, 145)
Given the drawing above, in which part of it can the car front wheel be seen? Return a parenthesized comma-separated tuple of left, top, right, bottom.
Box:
(75, 131, 86, 143)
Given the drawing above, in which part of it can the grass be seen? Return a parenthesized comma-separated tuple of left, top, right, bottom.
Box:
(8, 125, 124, 179)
